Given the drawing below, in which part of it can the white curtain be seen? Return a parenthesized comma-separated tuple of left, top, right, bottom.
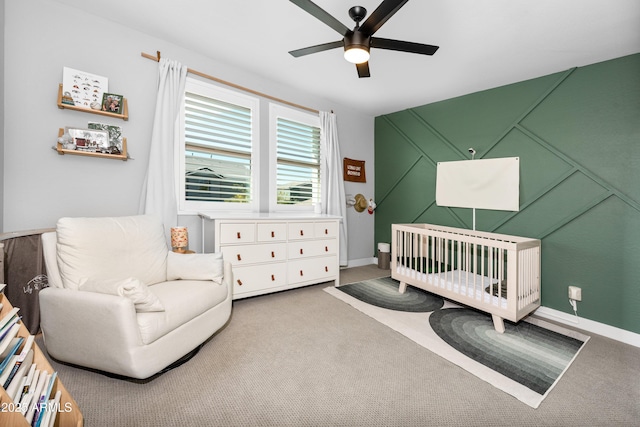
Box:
(320, 111, 348, 266)
(139, 58, 188, 240)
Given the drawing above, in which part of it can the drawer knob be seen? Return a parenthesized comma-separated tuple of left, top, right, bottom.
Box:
(300, 248, 304, 255)
(271, 231, 275, 238)
(299, 270, 304, 276)
(237, 254, 242, 261)
(299, 230, 304, 236)
(237, 279, 243, 286)
(271, 274, 275, 281)
(325, 266, 329, 272)
(325, 246, 328, 252)
(237, 232, 241, 239)
(324, 228, 328, 234)
(271, 251, 275, 258)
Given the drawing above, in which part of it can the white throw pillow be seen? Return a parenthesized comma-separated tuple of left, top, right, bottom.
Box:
(79, 277, 165, 312)
(166, 252, 224, 284)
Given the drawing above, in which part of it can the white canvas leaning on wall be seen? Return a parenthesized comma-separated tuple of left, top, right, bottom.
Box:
(436, 157, 520, 211)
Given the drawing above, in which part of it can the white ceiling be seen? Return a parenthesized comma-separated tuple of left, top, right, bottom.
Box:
(53, 0, 640, 117)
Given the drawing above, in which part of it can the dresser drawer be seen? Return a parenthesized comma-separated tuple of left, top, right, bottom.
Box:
(220, 243, 287, 266)
(219, 223, 255, 244)
(288, 239, 337, 259)
(233, 263, 287, 295)
(288, 256, 338, 284)
(287, 222, 315, 240)
(211, 216, 340, 299)
(315, 221, 338, 239)
(257, 222, 287, 242)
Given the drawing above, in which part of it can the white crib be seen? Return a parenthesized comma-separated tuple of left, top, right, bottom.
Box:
(391, 223, 541, 333)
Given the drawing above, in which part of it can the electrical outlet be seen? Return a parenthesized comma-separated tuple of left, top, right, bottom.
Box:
(568, 286, 582, 301)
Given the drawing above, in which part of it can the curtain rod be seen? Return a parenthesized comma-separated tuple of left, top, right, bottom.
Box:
(141, 51, 320, 114)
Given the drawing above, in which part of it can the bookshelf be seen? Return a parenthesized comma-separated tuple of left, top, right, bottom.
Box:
(0, 292, 83, 427)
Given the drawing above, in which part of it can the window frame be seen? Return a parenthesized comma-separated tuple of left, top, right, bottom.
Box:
(177, 77, 260, 214)
(268, 103, 323, 212)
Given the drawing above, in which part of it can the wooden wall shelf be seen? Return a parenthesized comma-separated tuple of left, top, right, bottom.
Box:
(56, 128, 128, 161)
(57, 84, 128, 121)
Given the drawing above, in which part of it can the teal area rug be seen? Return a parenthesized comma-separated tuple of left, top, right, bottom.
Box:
(324, 277, 589, 408)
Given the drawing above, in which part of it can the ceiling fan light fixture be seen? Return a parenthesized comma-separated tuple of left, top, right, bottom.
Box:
(343, 30, 370, 64)
(289, 0, 440, 77)
(344, 46, 370, 64)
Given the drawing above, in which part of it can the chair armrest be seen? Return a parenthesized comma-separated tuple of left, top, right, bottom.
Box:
(39, 287, 143, 370)
(41, 231, 63, 288)
(223, 261, 233, 298)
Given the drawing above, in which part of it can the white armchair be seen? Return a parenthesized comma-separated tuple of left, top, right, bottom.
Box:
(39, 215, 232, 379)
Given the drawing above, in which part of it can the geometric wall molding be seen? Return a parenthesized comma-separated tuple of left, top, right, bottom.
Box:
(375, 54, 640, 334)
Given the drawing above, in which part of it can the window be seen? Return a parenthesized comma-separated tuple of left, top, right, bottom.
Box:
(178, 78, 259, 212)
(269, 104, 322, 211)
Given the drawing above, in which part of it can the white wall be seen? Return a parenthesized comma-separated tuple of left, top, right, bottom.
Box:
(2, 0, 375, 264)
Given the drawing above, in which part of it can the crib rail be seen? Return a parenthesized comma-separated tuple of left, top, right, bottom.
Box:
(391, 223, 541, 322)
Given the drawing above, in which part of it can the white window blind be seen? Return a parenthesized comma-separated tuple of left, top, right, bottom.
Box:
(179, 79, 258, 211)
(275, 116, 321, 206)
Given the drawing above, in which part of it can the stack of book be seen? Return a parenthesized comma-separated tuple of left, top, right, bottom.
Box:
(0, 285, 62, 427)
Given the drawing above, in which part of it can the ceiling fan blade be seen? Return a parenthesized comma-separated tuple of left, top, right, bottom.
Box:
(290, 0, 350, 36)
(371, 37, 439, 55)
(359, 0, 409, 36)
(289, 40, 343, 58)
(356, 62, 370, 78)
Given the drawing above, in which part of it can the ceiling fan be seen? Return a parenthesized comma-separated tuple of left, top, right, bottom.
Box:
(288, 0, 439, 78)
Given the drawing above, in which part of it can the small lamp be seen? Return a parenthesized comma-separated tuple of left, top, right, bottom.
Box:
(171, 226, 189, 253)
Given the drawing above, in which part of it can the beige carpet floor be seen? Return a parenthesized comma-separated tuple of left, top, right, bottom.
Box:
(39, 264, 640, 426)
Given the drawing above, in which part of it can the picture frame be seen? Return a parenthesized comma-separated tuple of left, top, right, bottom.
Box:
(65, 127, 110, 153)
(101, 93, 124, 115)
(62, 67, 108, 110)
(343, 157, 366, 183)
(88, 121, 123, 151)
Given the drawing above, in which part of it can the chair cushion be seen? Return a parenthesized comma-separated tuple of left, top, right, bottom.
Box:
(136, 279, 228, 344)
(79, 277, 165, 312)
(56, 215, 168, 290)
(166, 252, 224, 284)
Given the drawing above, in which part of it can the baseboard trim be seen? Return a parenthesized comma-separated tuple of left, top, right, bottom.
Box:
(345, 257, 378, 268)
(533, 306, 640, 348)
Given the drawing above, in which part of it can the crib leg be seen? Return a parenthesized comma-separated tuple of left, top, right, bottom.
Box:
(398, 281, 407, 294)
(492, 315, 505, 334)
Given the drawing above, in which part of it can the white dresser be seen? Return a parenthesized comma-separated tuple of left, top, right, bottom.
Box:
(200, 213, 340, 299)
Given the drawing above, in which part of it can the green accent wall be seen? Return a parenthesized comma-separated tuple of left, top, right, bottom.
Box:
(374, 54, 640, 334)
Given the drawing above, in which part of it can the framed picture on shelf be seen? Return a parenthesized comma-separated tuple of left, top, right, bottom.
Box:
(88, 121, 123, 151)
(65, 127, 110, 153)
(62, 67, 108, 110)
(101, 93, 124, 115)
